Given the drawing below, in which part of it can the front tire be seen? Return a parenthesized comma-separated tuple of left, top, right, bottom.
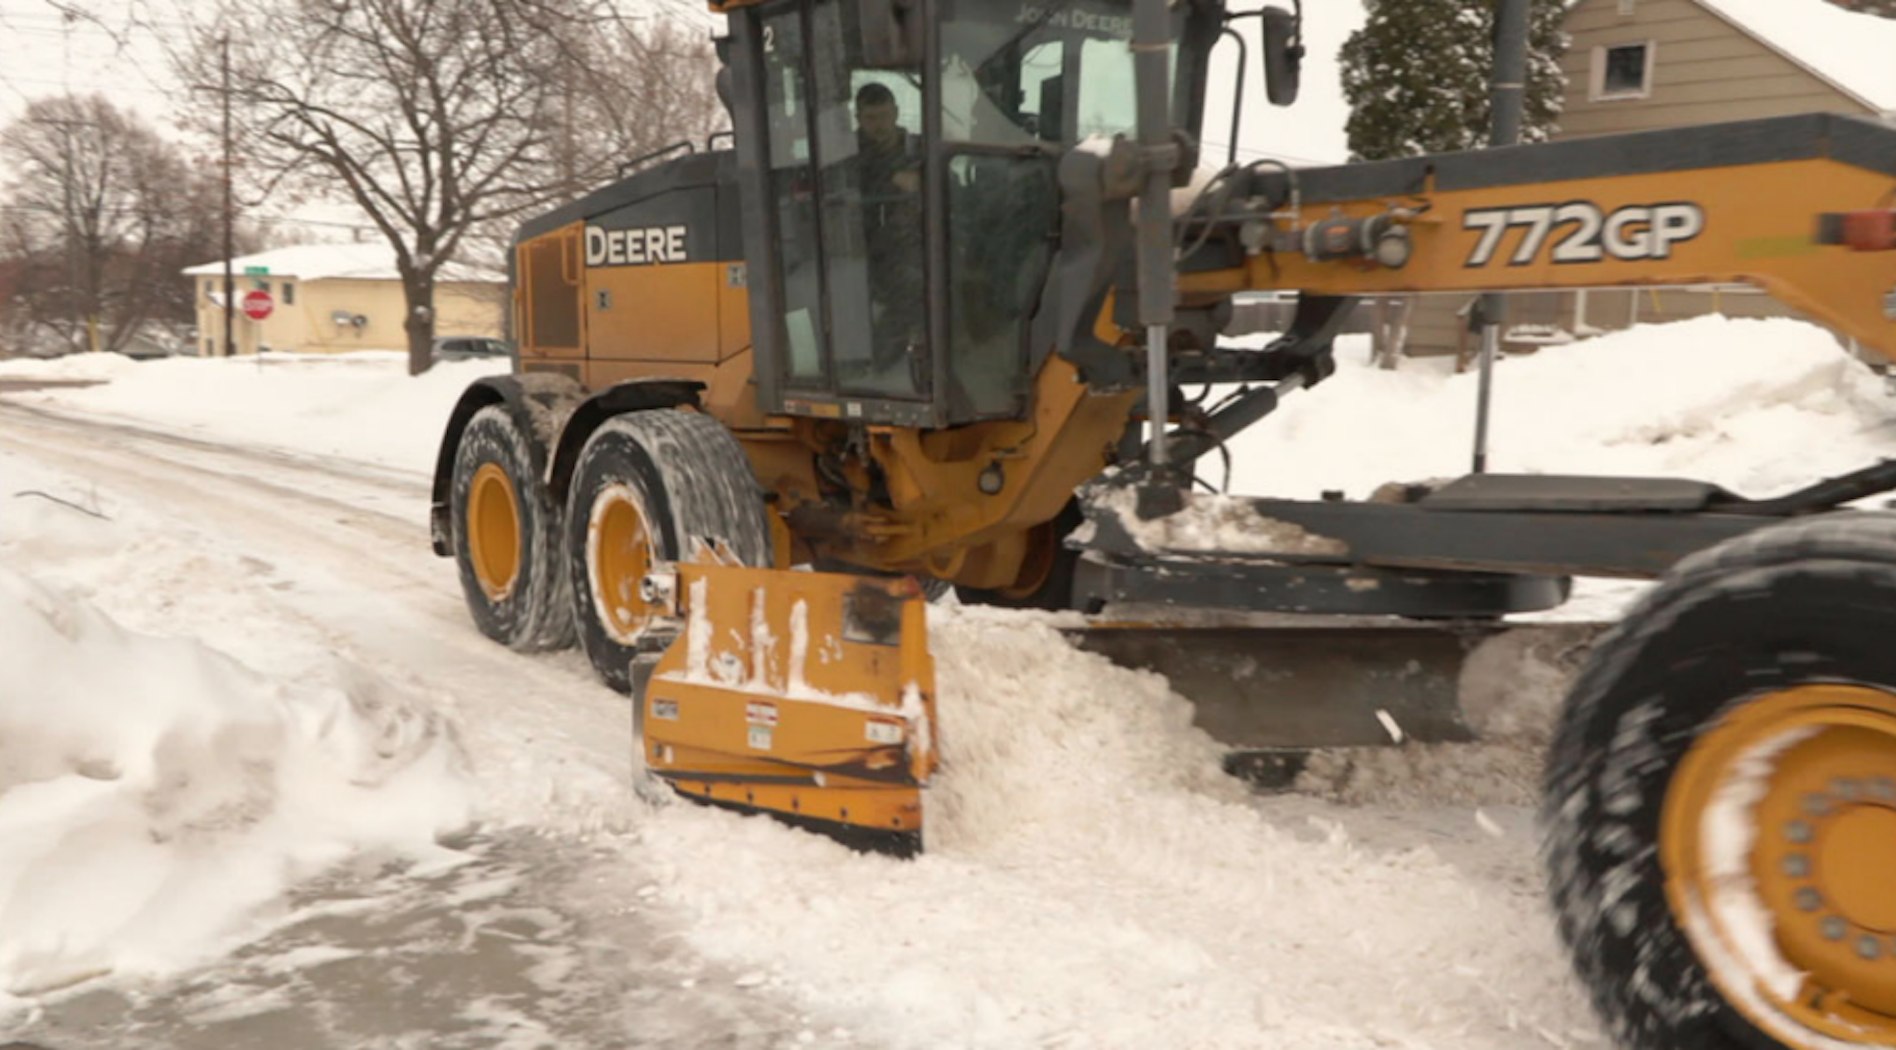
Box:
(450, 405, 574, 651)
(1545, 513, 1896, 1050)
(565, 411, 771, 693)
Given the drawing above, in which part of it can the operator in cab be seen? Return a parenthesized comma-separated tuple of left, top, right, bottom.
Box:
(854, 82, 919, 196)
(853, 81, 924, 377)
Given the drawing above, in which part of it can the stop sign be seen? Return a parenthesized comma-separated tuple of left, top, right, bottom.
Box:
(241, 289, 274, 321)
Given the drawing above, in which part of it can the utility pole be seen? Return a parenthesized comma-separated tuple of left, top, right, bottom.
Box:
(559, 68, 576, 201)
(1471, 0, 1529, 474)
(221, 33, 235, 358)
(1488, 0, 1529, 150)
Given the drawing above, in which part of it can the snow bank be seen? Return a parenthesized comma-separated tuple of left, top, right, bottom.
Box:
(0, 351, 143, 383)
(0, 351, 508, 475)
(11, 316, 1887, 506)
(1228, 317, 1896, 501)
(0, 565, 472, 1000)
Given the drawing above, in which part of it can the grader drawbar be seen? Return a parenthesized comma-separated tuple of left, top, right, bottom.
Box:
(430, 0, 1896, 1040)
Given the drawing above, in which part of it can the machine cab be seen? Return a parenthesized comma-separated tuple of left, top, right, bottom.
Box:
(717, 0, 1218, 427)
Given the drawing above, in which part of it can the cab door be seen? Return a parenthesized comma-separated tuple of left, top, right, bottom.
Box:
(742, 0, 933, 423)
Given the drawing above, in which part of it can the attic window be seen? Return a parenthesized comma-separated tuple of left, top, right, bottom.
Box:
(1591, 42, 1655, 101)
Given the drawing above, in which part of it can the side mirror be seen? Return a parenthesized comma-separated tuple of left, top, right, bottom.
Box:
(859, 0, 922, 69)
(1261, 6, 1303, 107)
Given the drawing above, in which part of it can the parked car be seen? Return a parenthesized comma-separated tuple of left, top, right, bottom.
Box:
(432, 337, 512, 362)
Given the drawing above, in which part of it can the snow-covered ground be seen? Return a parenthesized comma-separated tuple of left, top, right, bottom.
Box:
(0, 350, 506, 474)
(4, 315, 1895, 1048)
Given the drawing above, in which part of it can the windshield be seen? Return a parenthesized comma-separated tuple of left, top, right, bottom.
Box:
(939, 0, 1193, 147)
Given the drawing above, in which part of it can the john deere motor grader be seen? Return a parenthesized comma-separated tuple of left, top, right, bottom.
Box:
(429, 0, 1896, 1043)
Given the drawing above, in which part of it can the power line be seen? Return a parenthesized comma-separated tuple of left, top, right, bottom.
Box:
(0, 37, 182, 108)
(250, 214, 381, 231)
(0, 1, 191, 98)
(0, 204, 381, 238)
(0, 74, 175, 93)
(0, 72, 35, 102)
(1198, 138, 1337, 167)
(2, 10, 193, 29)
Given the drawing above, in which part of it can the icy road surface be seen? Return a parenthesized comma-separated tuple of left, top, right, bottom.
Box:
(0, 400, 1598, 1048)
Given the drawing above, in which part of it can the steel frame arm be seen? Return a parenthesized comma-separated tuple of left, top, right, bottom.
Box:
(1175, 114, 1896, 363)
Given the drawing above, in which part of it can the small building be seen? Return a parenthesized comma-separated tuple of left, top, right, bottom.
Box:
(1398, 0, 1896, 363)
(182, 243, 505, 357)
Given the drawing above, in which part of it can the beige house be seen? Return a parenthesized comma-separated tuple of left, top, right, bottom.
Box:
(183, 244, 505, 357)
(1400, 0, 1896, 362)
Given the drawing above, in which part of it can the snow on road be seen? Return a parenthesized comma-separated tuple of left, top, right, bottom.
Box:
(4, 317, 1895, 1048)
(0, 414, 841, 1048)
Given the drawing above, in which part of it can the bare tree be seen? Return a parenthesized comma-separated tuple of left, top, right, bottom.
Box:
(183, 0, 723, 374)
(575, 19, 728, 185)
(0, 94, 223, 357)
(454, 16, 726, 273)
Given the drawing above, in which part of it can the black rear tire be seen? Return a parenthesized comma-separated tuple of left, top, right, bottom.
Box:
(1544, 512, 1896, 1050)
(565, 411, 770, 694)
(450, 405, 574, 651)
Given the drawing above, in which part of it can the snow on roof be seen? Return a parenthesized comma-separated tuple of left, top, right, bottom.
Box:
(182, 242, 504, 284)
(1695, 0, 1896, 114)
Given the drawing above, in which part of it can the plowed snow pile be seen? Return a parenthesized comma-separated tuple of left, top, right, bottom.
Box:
(632, 608, 1591, 1050)
(0, 561, 471, 1002)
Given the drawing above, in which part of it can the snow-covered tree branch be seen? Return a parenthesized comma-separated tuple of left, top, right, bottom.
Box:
(1339, 0, 1568, 162)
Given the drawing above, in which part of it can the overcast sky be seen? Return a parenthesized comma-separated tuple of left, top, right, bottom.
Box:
(0, 0, 1364, 262)
(0, 0, 397, 248)
(0, 0, 193, 138)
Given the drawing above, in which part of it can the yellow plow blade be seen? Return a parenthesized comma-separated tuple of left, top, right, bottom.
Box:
(636, 564, 937, 850)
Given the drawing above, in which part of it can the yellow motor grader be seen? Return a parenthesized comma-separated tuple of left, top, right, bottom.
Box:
(428, 0, 1896, 1045)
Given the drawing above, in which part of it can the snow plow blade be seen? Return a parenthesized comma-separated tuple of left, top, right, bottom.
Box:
(1065, 620, 1606, 783)
(633, 564, 937, 853)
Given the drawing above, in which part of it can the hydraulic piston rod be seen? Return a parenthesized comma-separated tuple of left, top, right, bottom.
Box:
(1133, 0, 1176, 470)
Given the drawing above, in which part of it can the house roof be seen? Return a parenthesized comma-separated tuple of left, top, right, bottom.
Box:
(182, 243, 504, 284)
(1692, 0, 1896, 114)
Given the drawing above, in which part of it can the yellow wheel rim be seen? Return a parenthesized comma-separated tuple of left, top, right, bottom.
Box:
(1663, 684, 1896, 1046)
(995, 520, 1059, 601)
(587, 484, 660, 644)
(467, 462, 521, 602)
